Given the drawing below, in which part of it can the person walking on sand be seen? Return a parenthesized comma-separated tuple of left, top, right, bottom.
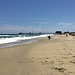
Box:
(48, 35, 51, 39)
(66, 34, 68, 37)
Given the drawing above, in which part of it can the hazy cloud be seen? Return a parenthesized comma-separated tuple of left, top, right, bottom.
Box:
(57, 22, 75, 32)
(0, 17, 47, 21)
(58, 23, 75, 26)
(0, 24, 49, 34)
(40, 22, 48, 24)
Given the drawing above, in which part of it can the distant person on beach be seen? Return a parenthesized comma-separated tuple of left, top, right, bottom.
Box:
(66, 34, 68, 37)
(48, 35, 51, 39)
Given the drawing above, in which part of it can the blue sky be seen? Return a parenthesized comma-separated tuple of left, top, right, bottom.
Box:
(0, 0, 75, 33)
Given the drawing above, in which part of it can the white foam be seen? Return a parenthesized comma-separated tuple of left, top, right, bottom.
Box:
(0, 34, 53, 44)
(0, 35, 10, 36)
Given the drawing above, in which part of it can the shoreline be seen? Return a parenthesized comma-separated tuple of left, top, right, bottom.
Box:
(0, 35, 75, 75)
(0, 34, 51, 48)
(0, 34, 51, 45)
(0, 38, 38, 48)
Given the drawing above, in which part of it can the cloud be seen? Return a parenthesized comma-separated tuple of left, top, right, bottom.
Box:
(58, 22, 75, 26)
(57, 22, 75, 32)
(0, 24, 50, 34)
(0, 17, 47, 21)
(40, 22, 48, 24)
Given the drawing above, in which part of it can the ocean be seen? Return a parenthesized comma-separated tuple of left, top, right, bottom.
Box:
(0, 34, 53, 48)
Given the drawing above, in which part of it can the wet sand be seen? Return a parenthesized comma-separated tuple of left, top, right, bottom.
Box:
(0, 35, 75, 75)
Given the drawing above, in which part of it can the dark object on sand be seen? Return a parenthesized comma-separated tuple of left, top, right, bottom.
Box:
(55, 31, 62, 35)
(64, 32, 69, 34)
(69, 32, 75, 36)
(48, 35, 51, 39)
(66, 34, 68, 37)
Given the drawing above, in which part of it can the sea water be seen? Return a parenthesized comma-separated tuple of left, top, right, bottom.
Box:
(0, 34, 53, 48)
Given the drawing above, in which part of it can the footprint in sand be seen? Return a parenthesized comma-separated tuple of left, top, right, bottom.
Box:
(70, 61, 75, 64)
(54, 67, 66, 73)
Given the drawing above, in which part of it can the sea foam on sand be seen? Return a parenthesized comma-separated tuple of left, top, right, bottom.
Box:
(0, 34, 53, 44)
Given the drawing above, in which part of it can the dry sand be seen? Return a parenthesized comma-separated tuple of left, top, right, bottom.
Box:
(0, 35, 75, 75)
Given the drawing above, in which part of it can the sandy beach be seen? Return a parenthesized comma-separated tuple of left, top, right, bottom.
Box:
(0, 35, 75, 75)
